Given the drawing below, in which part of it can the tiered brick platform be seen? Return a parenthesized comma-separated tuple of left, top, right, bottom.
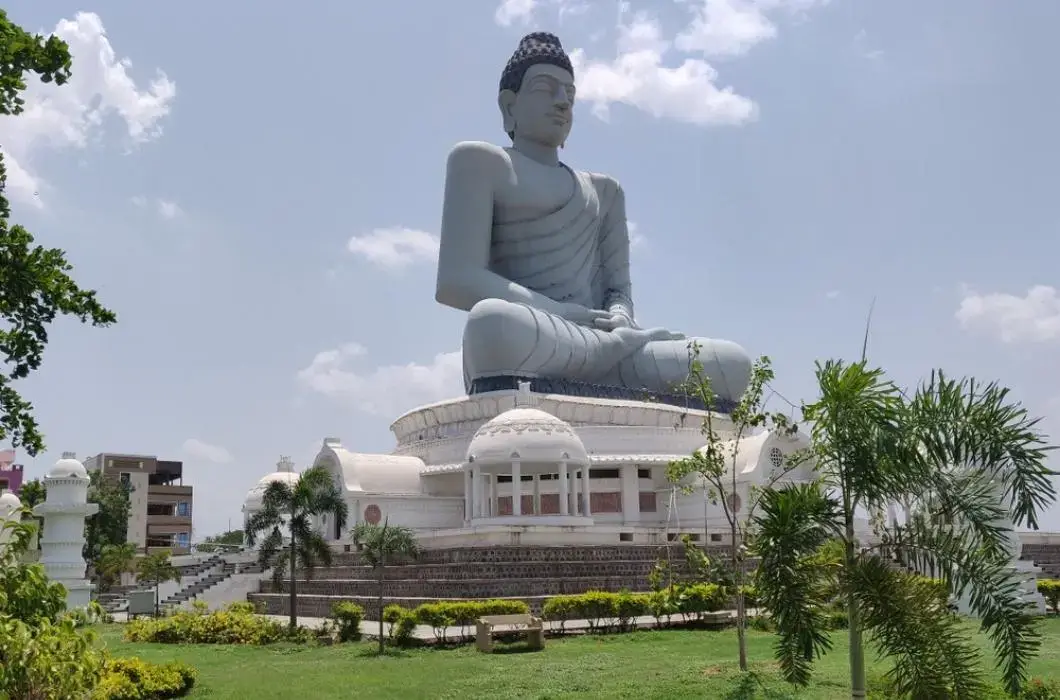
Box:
(248, 544, 718, 619)
(1020, 542, 1060, 579)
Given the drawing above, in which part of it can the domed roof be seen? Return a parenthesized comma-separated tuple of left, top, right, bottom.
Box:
(48, 452, 88, 480)
(0, 490, 22, 516)
(467, 404, 589, 465)
(243, 457, 301, 512)
(312, 438, 425, 495)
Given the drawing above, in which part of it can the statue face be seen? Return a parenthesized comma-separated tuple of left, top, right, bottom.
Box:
(501, 63, 575, 147)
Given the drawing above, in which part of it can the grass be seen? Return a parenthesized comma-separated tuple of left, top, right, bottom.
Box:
(99, 618, 1060, 699)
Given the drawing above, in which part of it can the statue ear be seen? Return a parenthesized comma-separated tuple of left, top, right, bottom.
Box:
(498, 90, 517, 140)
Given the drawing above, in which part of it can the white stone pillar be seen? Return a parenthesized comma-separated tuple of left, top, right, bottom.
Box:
(511, 461, 522, 516)
(621, 464, 640, 523)
(533, 475, 541, 515)
(464, 467, 473, 524)
(474, 469, 485, 519)
(582, 467, 592, 517)
(559, 462, 569, 516)
(490, 474, 498, 517)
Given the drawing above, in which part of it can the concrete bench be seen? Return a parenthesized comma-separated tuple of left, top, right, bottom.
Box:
(475, 614, 545, 653)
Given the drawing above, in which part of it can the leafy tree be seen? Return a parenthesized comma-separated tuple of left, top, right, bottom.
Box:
(197, 529, 245, 553)
(666, 345, 801, 671)
(0, 513, 105, 697)
(351, 520, 420, 654)
(752, 361, 1057, 698)
(245, 464, 348, 630)
(82, 469, 131, 564)
(96, 542, 137, 592)
(136, 550, 180, 617)
(0, 9, 117, 458)
(16, 478, 45, 508)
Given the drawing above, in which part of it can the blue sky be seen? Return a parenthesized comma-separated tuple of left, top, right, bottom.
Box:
(3, 0, 1058, 537)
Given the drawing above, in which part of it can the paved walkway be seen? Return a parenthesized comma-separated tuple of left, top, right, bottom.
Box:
(113, 610, 752, 642)
(261, 611, 749, 641)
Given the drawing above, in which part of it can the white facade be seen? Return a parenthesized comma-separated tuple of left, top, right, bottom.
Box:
(241, 456, 301, 546)
(31, 453, 98, 609)
(297, 380, 813, 549)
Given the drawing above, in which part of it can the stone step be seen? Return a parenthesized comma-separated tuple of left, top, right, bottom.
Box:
(325, 544, 730, 567)
(293, 559, 691, 582)
(262, 575, 652, 599)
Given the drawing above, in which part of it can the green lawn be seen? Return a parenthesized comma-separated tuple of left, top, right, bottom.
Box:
(100, 618, 1060, 699)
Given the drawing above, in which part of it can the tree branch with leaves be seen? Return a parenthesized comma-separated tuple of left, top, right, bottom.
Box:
(752, 360, 1057, 698)
(666, 344, 803, 671)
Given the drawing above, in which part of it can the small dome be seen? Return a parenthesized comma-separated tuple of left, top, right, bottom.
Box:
(467, 406, 589, 465)
(243, 457, 301, 512)
(0, 490, 22, 516)
(48, 452, 88, 480)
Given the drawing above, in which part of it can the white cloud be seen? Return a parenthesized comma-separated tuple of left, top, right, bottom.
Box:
(628, 220, 646, 248)
(570, 12, 757, 127)
(0, 12, 176, 208)
(346, 227, 439, 270)
(157, 199, 182, 219)
(131, 195, 181, 219)
(495, 0, 830, 127)
(297, 343, 464, 417)
(182, 438, 234, 464)
(825, 289, 841, 300)
(495, 0, 537, 26)
(956, 285, 1060, 344)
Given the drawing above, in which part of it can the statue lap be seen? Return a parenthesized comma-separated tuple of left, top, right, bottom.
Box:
(463, 298, 751, 405)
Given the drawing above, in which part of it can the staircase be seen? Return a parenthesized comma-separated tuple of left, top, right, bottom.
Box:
(1019, 543, 1060, 579)
(247, 544, 719, 619)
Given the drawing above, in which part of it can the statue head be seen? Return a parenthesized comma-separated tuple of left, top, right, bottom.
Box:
(498, 32, 575, 148)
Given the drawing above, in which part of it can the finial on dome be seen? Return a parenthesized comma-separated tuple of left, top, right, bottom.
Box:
(277, 456, 294, 473)
(514, 380, 539, 408)
(62, 451, 77, 460)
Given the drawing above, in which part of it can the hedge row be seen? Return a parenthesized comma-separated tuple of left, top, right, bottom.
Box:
(1038, 579, 1060, 614)
(542, 584, 736, 633)
(384, 599, 531, 643)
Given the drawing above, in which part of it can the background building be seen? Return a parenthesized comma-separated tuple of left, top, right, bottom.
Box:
(0, 449, 24, 495)
(82, 453, 193, 554)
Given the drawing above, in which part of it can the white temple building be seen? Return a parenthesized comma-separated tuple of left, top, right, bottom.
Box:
(244, 382, 818, 550)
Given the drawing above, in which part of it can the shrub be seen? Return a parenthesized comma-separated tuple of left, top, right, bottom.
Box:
(646, 590, 676, 628)
(541, 591, 651, 633)
(910, 575, 949, 609)
(123, 601, 298, 645)
(92, 657, 196, 700)
(410, 599, 530, 642)
(739, 584, 759, 608)
(676, 583, 727, 619)
(329, 602, 363, 643)
(1037, 579, 1060, 615)
(383, 605, 417, 647)
(1021, 677, 1060, 700)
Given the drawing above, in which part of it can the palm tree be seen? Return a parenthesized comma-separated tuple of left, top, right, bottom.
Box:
(351, 519, 420, 654)
(752, 361, 1056, 699)
(96, 542, 137, 592)
(137, 549, 181, 616)
(245, 463, 348, 630)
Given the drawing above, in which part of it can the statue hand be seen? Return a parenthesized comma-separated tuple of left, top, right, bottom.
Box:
(615, 327, 685, 343)
(557, 302, 612, 327)
(593, 313, 633, 331)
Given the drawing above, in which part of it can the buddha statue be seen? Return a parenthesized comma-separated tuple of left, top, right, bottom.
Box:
(434, 32, 751, 407)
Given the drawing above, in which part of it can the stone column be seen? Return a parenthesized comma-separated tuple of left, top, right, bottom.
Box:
(621, 464, 640, 523)
(511, 460, 522, 516)
(569, 471, 578, 515)
(533, 475, 541, 515)
(475, 469, 485, 519)
(581, 467, 592, 517)
(464, 467, 473, 524)
(559, 462, 569, 516)
(490, 474, 498, 517)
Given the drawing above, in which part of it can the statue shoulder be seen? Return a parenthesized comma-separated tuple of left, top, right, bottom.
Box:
(446, 141, 512, 180)
(586, 171, 625, 206)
